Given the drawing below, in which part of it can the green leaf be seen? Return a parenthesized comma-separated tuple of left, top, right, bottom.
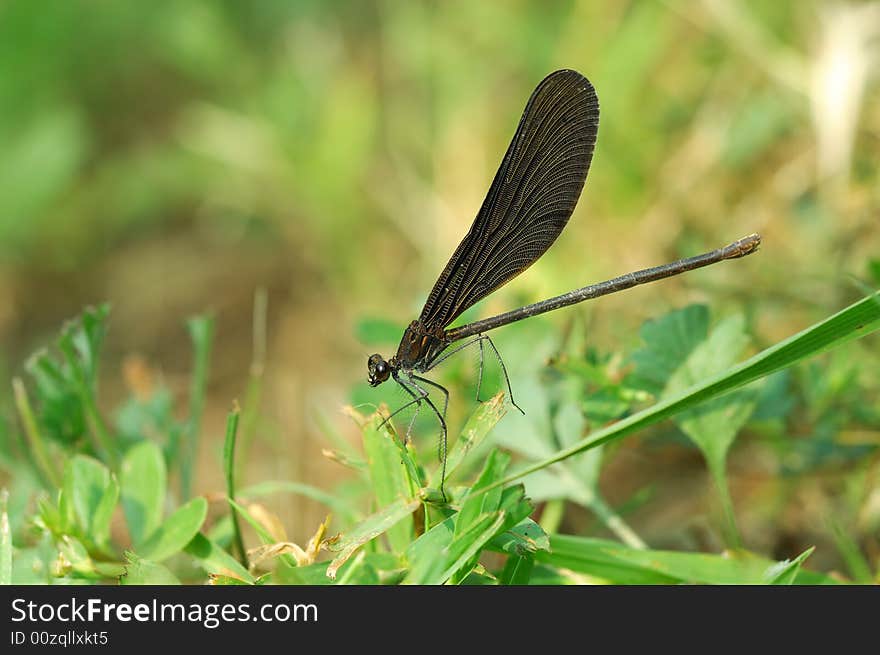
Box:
(56, 535, 97, 578)
(335, 551, 381, 585)
(403, 516, 456, 584)
(455, 449, 510, 539)
(666, 314, 756, 546)
(62, 455, 116, 546)
(326, 497, 420, 579)
(56, 306, 115, 462)
(539, 535, 838, 585)
(226, 499, 274, 546)
(408, 491, 527, 585)
(439, 512, 508, 584)
(668, 314, 756, 463)
(432, 391, 507, 487)
(66, 304, 110, 388)
(183, 533, 254, 584)
(630, 304, 709, 394)
(499, 554, 534, 585)
(120, 441, 166, 546)
(91, 476, 119, 554)
(23, 306, 111, 459)
(764, 547, 815, 585)
(490, 518, 551, 557)
(497, 291, 880, 491)
(120, 552, 181, 585)
(222, 406, 246, 568)
(138, 497, 207, 562)
(363, 414, 418, 552)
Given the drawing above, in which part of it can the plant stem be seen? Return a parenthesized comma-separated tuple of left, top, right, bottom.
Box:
(12, 378, 60, 488)
(589, 495, 647, 550)
(237, 288, 267, 480)
(708, 457, 742, 549)
(224, 405, 247, 569)
(182, 316, 214, 500)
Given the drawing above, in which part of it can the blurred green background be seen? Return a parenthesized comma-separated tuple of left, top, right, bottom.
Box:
(1, 1, 878, 573)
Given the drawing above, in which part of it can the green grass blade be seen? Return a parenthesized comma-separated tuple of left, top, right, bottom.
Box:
(12, 378, 60, 488)
(235, 287, 268, 477)
(828, 521, 874, 584)
(226, 498, 300, 570)
(437, 512, 507, 584)
(430, 391, 507, 487)
(222, 404, 247, 568)
(404, 516, 456, 584)
(363, 413, 418, 552)
(454, 449, 509, 539)
(764, 547, 815, 585)
(181, 314, 214, 500)
(496, 291, 880, 490)
(539, 535, 839, 585)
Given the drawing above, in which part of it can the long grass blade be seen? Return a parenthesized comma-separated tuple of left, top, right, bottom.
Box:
(493, 290, 880, 490)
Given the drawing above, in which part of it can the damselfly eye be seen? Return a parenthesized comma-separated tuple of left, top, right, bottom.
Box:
(367, 354, 391, 385)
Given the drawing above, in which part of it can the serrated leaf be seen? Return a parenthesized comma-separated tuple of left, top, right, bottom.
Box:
(120, 440, 166, 546)
(668, 315, 757, 466)
(630, 304, 709, 393)
(138, 497, 207, 562)
(502, 291, 880, 491)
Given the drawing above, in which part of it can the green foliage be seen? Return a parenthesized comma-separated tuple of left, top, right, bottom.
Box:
(120, 441, 166, 547)
(3, 307, 226, 583)
(3, 292, 880, 584)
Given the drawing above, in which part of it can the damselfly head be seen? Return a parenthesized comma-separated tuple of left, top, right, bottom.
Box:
(367, 353, 391, 386)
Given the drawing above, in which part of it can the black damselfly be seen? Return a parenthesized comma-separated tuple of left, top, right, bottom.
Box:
(367, 69, 760, 498)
